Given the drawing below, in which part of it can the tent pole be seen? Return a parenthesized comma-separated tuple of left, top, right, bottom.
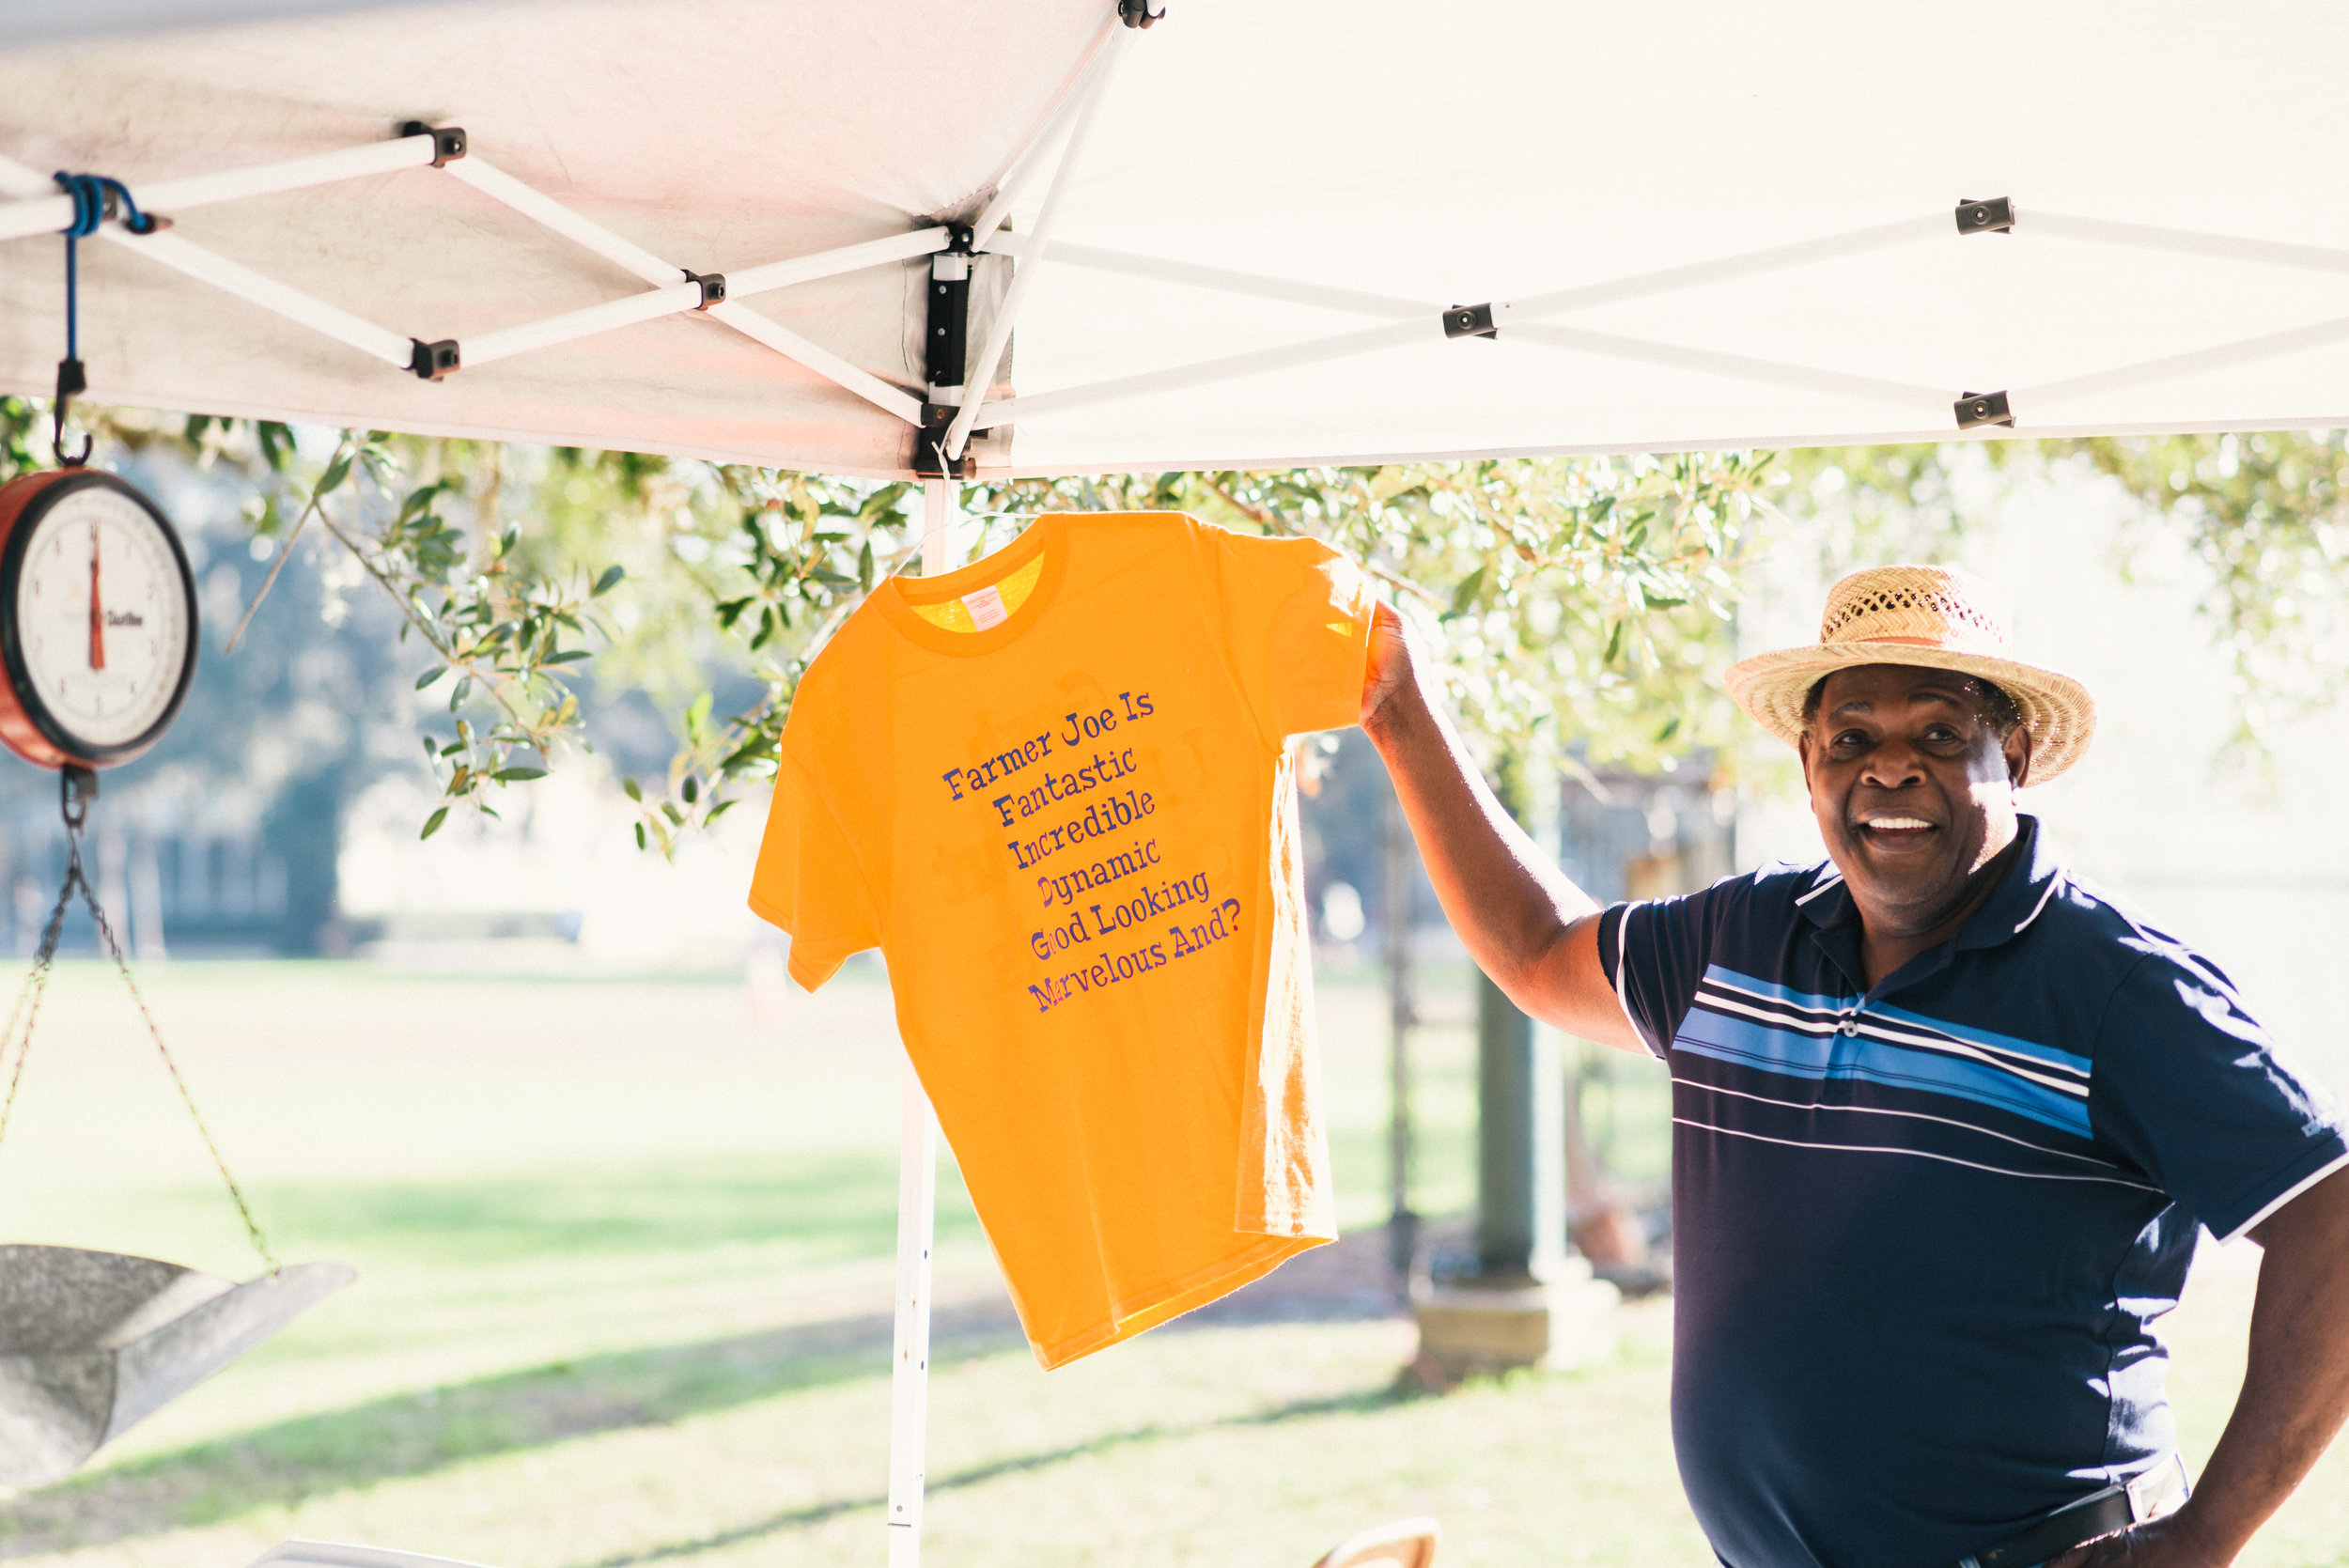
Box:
(2014, 314, 2349, 412)
(943, 28, 1131, 461)
(886, 479, 959, 1568)
(886, 1059, 940, 1568)
(706, 303, 927, 424)
(968, 21, 1116, 253)
(0, 132, 438, 243)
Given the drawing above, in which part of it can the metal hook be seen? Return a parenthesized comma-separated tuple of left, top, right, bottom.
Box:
(52, 385, 91, 468)
(60, 765, 96, 833)
(53, 272, 90, 467)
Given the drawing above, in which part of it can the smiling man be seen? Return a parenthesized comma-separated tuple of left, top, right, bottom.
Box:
(1361, 564, 2349, 1568)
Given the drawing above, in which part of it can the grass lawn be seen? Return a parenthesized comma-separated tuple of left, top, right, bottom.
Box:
(0, 960, 2342, 1568)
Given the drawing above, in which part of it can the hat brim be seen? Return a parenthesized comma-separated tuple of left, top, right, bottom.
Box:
(1724, 641, 2097, 784)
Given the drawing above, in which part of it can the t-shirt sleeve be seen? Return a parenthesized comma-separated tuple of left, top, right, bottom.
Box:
(2089, 946, 2349, 1242)
(748, 750, 883, 991)
(1205, 528, 1377, 742)
(1595, 885, 1727, 1060)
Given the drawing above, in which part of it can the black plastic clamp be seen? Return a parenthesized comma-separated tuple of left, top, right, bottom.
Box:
(684, 271, 727, 309)
(1955, 196, 2015, 236)
(1118, 0, 1166, 27)
(1954, 390, 2014, 430)
(926, 225, 977, 397)
(410, 338, 461, 380)
(397, 122, 469, 167)
(1444, 303, 1498, 340)
(912, 404, 976, 480)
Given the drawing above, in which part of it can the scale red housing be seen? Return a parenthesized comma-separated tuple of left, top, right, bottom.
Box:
(0, 467, 199, 771)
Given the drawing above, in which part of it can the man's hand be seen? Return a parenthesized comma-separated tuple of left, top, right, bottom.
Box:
(2046, 1514, 2221, 1568)
(1361, 599, 1414, 731)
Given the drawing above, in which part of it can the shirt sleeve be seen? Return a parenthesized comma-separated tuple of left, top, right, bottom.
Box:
(747, 750, 883, 991)
(2089, 945, 2349, 1242)
(1205, 526, 1377, 743)
(1595, 884, 1729, 1060)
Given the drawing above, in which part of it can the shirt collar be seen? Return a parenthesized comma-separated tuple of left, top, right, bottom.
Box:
(1794, 815, 2063, 991)
(1953, 814, 2063, 952)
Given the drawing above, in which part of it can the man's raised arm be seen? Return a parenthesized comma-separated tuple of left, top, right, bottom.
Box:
(1358, 602, 1645, 1054)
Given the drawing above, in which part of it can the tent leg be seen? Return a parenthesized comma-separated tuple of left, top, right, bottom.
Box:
(886, 1055, 940, 1568)
(886, 478, 959, 1568)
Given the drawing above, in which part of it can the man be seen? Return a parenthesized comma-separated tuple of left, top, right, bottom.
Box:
(1360, 563, 2349, 1568)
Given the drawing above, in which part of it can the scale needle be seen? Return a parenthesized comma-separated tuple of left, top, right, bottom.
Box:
(88, 524, 105, 672)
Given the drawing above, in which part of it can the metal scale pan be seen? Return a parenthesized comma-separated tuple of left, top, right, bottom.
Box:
(0, 1245, 352, 1486)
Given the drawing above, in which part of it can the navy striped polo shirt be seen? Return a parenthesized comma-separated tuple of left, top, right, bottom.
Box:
(1598, 815, 2347, 1568)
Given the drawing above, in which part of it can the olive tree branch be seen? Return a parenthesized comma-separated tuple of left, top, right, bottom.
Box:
(223, 431, 356, 653)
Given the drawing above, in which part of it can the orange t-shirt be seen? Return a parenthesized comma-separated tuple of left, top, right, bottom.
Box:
(750, 512, 1376, 1367)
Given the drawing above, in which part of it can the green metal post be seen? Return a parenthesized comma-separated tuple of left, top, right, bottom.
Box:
(1470, 752, 1565, 1284)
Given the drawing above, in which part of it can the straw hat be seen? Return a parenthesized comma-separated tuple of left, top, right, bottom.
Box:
(1724, 565, 2096, 783)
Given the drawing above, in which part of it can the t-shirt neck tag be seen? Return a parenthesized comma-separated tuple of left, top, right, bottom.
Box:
(961, 583, 1009, 629)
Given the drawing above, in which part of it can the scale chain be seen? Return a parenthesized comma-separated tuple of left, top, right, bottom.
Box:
(0, 857, 76, 1165)
(0, 786, 278, 1274)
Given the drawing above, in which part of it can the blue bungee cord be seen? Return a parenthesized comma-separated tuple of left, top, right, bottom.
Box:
(48, 173, 162, 467)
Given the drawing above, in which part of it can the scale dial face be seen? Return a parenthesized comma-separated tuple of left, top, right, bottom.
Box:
(0, 470, 198, 768)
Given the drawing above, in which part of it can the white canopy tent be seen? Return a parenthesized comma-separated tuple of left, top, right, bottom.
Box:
(4, 2, 2347, 1563)
(7, 2, 2349, 482)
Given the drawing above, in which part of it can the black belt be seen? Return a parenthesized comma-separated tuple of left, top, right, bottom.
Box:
(1956, 1456, 2190, 1568)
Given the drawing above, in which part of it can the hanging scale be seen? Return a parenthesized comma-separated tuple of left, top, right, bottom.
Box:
(0, 170, 350, 1492)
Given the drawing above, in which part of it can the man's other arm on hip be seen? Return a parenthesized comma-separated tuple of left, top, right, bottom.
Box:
(2057, 1164, 2349, 1568)
(1359, 601, 1644, 1056)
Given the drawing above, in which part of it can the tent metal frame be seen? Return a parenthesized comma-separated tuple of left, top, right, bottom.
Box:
(13, 38, 2349, 474)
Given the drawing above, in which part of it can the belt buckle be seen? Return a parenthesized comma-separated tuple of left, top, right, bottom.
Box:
(2125, 1454, 2188, 1523)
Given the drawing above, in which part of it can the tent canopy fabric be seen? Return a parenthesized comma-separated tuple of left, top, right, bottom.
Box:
(3, 1, 2347, 480)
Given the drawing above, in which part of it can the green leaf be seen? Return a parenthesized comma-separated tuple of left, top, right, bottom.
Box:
(858, 539, 874, 593)
(318, 451, 353, 496)
(419, 806, 449, 840)
(415, 667, 446, 689)
(593, 564, 626, 597)
(634, 822, 647, 850)
(661, 801, 685, 826)
(491, 766, 548, 783)
(705, 798, 739, 823)
(1447, 566, 1486, 618)
(681, 775, 699, 805)
(1603, 619, 1624, 663)
(541, 649, 592, 664)
(623, 777, 643, 802)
